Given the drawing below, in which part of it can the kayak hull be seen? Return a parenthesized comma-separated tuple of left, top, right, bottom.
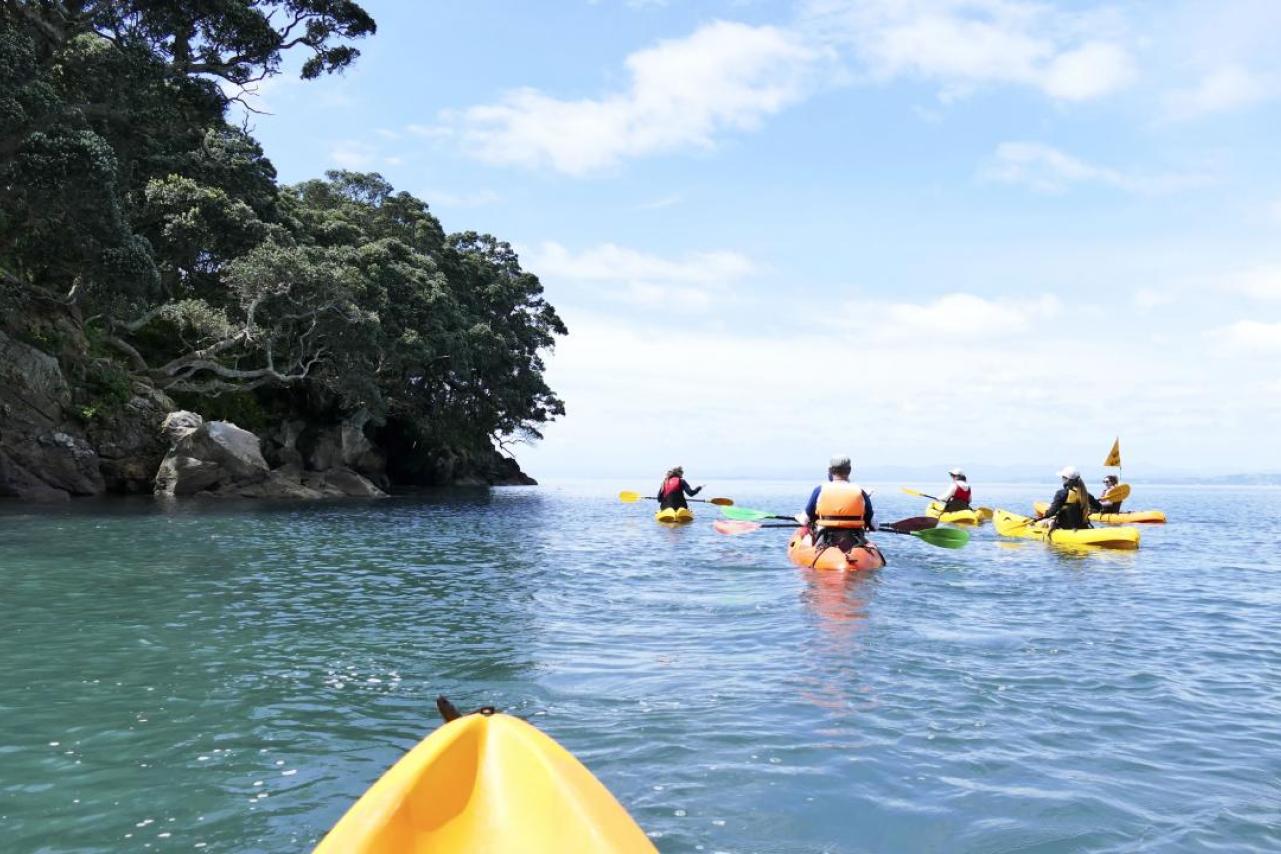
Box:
(315, 713, 655, 853)
(994, 509, 1140, 550)
(655, 507, 694, 524)
(788, 528, 886, 571)
(1032, 501, 1166, 524)
(926, 502, 988, 526)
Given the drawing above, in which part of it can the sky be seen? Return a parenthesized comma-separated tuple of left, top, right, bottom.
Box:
(237, 0, 1281, 480)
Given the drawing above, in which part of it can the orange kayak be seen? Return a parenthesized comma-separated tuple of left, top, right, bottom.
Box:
(787, 528, 886, 571)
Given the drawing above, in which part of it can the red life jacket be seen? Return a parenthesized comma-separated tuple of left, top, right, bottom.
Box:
(953, 484, 972, 503)
(660, 476, 682, 498)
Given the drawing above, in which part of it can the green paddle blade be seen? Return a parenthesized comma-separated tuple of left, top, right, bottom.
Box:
(720, 505, 773, 521)
(914, 526, 970, 548)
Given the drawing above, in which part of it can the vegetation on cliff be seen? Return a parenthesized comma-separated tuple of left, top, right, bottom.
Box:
(1, 1, 564, 488)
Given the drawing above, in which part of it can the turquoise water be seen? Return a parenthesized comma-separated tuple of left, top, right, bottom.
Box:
(2, 482, 1279, 852)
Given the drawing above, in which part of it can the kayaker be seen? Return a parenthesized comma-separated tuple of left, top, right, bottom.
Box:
(938, 468, 973, 512)
(1099, 474, 1124, 513)
(656, 466, 702, 511)
(1032, 466, 1101, 530)
(796, 455, 875, 550)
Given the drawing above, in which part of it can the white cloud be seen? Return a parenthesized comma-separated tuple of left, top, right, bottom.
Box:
(1165, 65, 1273, 119)
(1134, 288, 1174, 310)
(1224, 265, 1281, 301)
(801, 0, 1134, 102)
(983, 142, 1211, 194)
(1208, 320, 1281, 355)
(844, 292, 1061, 339)
(444, 21, 826, 175)
(635, 194, 684, 210)
(330, 141, 378, 169)
(527, 241, 756, 309)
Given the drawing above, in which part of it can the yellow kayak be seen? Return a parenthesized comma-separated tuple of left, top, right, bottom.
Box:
(1032, 501, 1166, 524)
(994, 509, 1140, 550)
(315, 711, 655, 853)
(925, 502, 993, 526)
(655, 507, 694, 524)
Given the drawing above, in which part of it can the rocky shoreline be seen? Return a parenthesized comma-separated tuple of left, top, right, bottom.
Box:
(0, 329, 536, 503)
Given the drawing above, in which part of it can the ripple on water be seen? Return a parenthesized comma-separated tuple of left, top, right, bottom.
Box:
(1, 484, 1280, 851)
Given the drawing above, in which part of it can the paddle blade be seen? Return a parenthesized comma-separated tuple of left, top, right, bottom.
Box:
(618, 491, 642, 503)
(881, 516, 939, 533)
(914, 527, 970, 548)
(721, 506, 772, 521)
(713, 519, 762, 535)
(900, 487, 926, 497)
(709, 497, 734, 506)
(976, 507, 994, 521)
(1102, 484, 1131, 502)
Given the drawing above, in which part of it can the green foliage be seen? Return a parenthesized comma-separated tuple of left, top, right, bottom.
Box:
(1, 2, 565, 483)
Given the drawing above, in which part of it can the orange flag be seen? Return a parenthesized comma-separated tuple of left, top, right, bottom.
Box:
(1103, 437, 1121, 468)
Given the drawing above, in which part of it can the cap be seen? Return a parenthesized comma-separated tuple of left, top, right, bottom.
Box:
(948, 468, 965, 477)
(829, 455, 851, 470)
(1058, 465, 1080, 479)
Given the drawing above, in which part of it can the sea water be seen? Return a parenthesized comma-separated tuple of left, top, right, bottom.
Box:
(1, 482, 1278, 852)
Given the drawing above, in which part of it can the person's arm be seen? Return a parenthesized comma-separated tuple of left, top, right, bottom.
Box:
(939, 483, 957, 502)
(799, 486, 821, 524)
(1087, 492, 1103, 512)
(682, 479, 702, 496)
(863, 491, 875, 529)
(1039, 487, 1068, 519)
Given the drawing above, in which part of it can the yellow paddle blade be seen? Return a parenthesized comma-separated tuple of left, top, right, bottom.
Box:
(617, 491, 642, 503)
(900, 487, 926, 497)
(1102, 484, 1130, 502)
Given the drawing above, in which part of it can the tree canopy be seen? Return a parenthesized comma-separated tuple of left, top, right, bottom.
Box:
(1, 1, 566, 480)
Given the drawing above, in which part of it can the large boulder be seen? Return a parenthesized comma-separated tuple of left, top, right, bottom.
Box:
(0, 329, 104, 500)
(301, 411, 387, 486)
(154, 418, 270, 496)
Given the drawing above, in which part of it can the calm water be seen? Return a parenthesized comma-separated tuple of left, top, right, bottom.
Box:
(2, 481, 1279, 853)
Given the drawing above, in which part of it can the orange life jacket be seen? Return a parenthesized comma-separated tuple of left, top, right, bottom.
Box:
(816, 481, 866, 529)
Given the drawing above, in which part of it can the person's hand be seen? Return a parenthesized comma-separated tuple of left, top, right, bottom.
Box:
(794, 512, 807, 525)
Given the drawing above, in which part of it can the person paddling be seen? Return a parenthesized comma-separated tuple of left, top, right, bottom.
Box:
(656, 466, 702, 512)
(1099, 474, 1124, 513)
(938, 468, 973, 513)
(1031, 466, 1101, 530)
(796, 456, 875, 551)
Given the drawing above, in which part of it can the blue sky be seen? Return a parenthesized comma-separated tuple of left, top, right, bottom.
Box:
(238, 0, 1281, 479)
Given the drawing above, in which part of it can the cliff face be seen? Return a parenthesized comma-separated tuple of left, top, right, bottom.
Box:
(0, 329, 537, 502)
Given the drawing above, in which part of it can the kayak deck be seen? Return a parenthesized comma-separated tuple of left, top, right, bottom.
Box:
(655, 507, 694, 524)
(787, 528, 886, 571)
(1032, 501, 1166, 524)
(315, 713, 656, 853)
(925, 502, 991, 526)
(994, 509, 1140, 550)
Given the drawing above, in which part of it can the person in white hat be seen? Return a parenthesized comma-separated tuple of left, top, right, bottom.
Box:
(938, 468, 973, 513)
(1031, 466, 1101, 530)
(796, 455, 875, 550)
(656, 465, 703, 511)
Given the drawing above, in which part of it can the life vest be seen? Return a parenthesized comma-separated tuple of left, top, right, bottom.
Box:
(660, 476, 682, 498)
(816, 481, 866, 529)
(952, 484, 972, 504)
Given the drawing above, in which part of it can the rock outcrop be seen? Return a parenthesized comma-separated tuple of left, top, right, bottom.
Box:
(0, 329, 104, 501)
(154, 411, 387, 498)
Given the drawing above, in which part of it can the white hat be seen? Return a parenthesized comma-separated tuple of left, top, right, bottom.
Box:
(1058, 465, 1080, 479)
(829, 455, 851, 470)
(948, 468, 965, 477)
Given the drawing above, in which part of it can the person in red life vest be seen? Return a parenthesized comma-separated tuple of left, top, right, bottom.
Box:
(656, 466, 702, 511)
(796, 455, 875, 551)
(939, 468, 973, 512)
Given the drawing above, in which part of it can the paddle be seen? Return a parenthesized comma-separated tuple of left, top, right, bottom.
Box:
(713, 518, 967, 548)
(723, 505, 939, 533)
(901, 486, 941, 501)
(618, 490, 733, 506)
(1101, 484, 1130, 503)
